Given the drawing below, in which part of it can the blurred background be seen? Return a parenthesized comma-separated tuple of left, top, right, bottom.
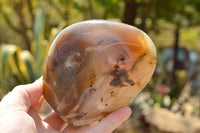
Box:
(0, 0, 200, 132)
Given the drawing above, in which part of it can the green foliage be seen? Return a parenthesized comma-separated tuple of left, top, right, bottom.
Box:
(33, 6, 47, 76)
(0, 6, 61, 98)
(0, 44, 35, 96)
(154, 0, 200, 27)
(180, 27, 199, 49)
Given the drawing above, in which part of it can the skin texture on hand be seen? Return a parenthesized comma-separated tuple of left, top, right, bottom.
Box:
(0, 77, 131, 133)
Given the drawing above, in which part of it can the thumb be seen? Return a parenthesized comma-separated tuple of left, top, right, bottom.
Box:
(0, 77, 43, 112)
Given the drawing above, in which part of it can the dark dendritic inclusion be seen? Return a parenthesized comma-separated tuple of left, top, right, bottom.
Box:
(109, 65, 134, 87)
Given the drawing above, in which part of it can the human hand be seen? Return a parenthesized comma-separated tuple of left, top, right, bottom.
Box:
(0, 77, 131, 133)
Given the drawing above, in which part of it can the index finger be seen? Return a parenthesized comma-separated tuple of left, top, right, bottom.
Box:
(87, 106, 132, 133)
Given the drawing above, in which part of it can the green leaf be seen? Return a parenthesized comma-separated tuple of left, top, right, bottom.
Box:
(34, 6, 45, 62)
(19, 51, 35, 82)
(0, 45, 21, 85)
(8, 49, 26, 83)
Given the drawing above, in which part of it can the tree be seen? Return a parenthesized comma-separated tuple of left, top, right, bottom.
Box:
(0, 0, 35, 50)
(122, 0, 155, 32)
(153, 0, 200, 99)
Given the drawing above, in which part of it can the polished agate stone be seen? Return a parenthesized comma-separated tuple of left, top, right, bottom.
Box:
(43, 20, 157, 126)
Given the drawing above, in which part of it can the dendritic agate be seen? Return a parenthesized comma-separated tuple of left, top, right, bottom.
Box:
(43, 20, 157, 126)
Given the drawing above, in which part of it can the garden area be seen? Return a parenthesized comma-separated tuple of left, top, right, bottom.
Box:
(0, 0, 200, 133)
